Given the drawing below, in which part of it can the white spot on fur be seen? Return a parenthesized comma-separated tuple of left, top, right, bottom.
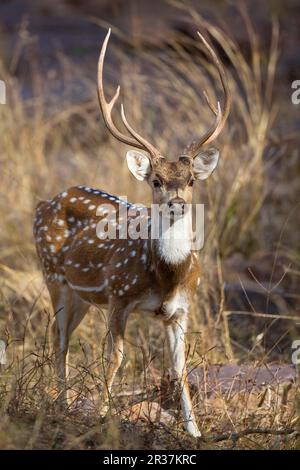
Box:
(67, 279, 108, 293)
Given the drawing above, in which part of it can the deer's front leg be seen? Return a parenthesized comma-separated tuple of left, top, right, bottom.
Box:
(164, 315, 201, 438)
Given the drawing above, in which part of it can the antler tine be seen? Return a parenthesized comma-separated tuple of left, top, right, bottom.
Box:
(203, 89, 218, 116)
(120, 104, 161, 159)
(97, 29, 161, 157)
(97, 29, 144, 148)
(184, 31, 231, 158)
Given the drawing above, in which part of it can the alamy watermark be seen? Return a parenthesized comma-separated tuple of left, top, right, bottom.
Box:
(0, 340, 6, 366)
(291, 80, 300, 104)
(94, 201, 205, 250)
(291, 339, 300, 365)
(0, 80, 6, 104)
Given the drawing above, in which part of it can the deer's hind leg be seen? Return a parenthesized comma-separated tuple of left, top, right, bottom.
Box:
(101, 299, 133, 414)
(48, 282, 90, 405)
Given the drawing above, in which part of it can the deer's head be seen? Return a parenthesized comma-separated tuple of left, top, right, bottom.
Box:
(98, 29, 230, 217)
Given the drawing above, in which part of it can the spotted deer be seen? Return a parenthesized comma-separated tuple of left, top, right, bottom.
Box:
(33, 29, 230, 437)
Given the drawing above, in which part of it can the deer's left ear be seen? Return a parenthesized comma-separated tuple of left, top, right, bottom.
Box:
(192, 148, 219, 180)
(126, 150, 152, 181)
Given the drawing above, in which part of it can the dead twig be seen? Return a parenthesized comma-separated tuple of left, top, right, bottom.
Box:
(201, 427, 299, 443)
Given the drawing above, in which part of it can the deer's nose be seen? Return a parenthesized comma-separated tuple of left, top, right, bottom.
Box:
(168, 197, 185, 208)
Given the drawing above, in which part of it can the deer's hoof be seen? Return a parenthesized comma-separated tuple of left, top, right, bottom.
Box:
(186, 422, 202, 438)
(99, 403, 109, 419)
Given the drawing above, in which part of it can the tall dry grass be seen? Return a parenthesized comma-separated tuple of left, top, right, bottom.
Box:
(0, 3, 299, 449)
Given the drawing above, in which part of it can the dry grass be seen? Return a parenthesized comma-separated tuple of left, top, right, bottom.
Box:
(0, 2, 299, 449)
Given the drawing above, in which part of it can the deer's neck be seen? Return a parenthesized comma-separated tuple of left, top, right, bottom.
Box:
(151, 212, 192, 282)
(155, 216, 191, 264)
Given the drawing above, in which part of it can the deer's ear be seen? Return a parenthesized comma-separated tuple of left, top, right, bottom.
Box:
(192, 148, 219, 180)
(126, 150, 152, 181)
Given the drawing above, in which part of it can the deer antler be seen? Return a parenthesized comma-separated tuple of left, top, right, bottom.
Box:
(184, 31, 231, 158)
(97, 29, 162, 160)
(120, 105, 161, 159)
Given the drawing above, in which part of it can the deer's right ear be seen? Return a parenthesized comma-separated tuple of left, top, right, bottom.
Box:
(192, 148, 219, 180)
(126, 150, 152, 181)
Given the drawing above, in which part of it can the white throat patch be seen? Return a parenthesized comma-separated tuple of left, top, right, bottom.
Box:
(155, 212, 192, 265)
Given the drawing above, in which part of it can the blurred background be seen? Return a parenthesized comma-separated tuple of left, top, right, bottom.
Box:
(0, 0, 299, 449)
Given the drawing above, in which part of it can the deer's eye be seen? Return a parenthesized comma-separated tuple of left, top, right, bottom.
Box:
(188, 179, 194, 187)
(153, 180, 162, 188)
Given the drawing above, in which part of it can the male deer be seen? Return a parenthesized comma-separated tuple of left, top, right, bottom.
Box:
(34, 29, 230, 437)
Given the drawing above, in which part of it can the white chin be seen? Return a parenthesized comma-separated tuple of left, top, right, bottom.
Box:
(169, 207, 185, 218)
